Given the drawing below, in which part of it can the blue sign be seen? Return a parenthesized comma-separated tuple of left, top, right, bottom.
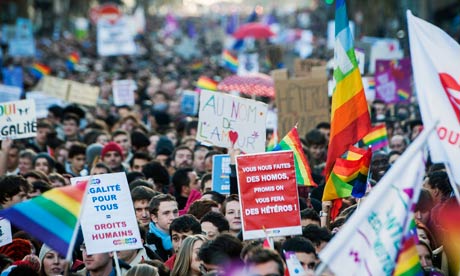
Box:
(212, 154, 231, 195)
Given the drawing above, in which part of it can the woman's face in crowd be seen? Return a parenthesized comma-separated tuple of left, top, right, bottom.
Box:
(225, 200, 241, 232)
(42, 250, 67, 276)
(190, 240, 204, 275)
(35, 158, 50, 174)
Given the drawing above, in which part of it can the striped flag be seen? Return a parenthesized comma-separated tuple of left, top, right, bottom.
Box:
(324, 0, 371, 177)
(273, 127, 316, 187)
(66, 52, 80, 71)
(393, 218, 424, 276)
(362, 123, 389, 151)
(29, 63, 51, 79)
(266, 130, 278, 151)
(322, 146, 371, 201)
(222, 50, 238, 73)
(196, 76, 218, 91)
(0, 180, 89, 260)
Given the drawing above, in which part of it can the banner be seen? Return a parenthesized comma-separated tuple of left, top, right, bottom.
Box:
(26, 91, 66, 118)
(236, 151, 301, 239)
(407, 11, 460, 185)
(211, 154, 231, 195)
(67, 81, 100, 106)
(8, 18, 35, 57)
(180, 90, 199, 116)
(72, 173, 142, 255)
(0, 99, 36, 140)
(97, 17, 137, 56)
(0, 84, 22, 102)
(375, 58, 412, 104)
(42, 76, 70, 100)
(274, 68, 329, 137)
(196, 90, 267, 153)
(112, 80, 136, 106)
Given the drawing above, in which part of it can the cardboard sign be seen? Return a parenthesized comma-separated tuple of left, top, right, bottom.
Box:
(236, 151, 302, 239)
(211, 154, 231, 195)
(0, 219, 13, 247)
(97, 17, 137, 56)
(181, 90, 199, 116)
(293, 59, 326, 78)
(0, 99, 37, 140)
(375, 58, 412, 104)
(113, 80, 136, 106)
(274, 69, 329, 137)
(26, 91, 66, 118)
(42, 76, 70, 100)
(196, 90, 267, 153)
(0, 84, 21, 102)
(72, 173, 142, 255)
(67, 81, 100, 106)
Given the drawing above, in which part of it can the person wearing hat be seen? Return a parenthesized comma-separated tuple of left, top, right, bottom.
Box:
(38, 244, 69, 276)
(100, 142, 126, 173)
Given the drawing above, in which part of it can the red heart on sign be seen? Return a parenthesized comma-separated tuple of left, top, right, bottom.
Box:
(229, 130, 239, 145)
(439, 73, 460, 123)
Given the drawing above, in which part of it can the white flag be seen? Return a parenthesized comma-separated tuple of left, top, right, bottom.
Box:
(317, 123, 436, 276)
(284, 251, 306, 276)
(407, 11, 460, 185)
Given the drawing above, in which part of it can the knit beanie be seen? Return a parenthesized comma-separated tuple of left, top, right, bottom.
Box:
(0, 239, 32, 261)
(101, 142, 124, 160)
(86, 143, 103, 167)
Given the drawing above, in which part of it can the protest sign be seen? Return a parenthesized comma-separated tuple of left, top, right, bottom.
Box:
(26, 91, 66, 118)
(112, 80, 136, 106)
(236, 151, 302, 239)
(0, 99, 36, 140)
(8, 18, 35, 57)
(42, 76, 70, 100)
(0, 84, 21, 102)
(67, 81, 100, 106)
(375, 58, 412, 104)
(293, 59, 326, 78)
(274, 67, 329, 137)
(355, 48, 365, 74)
(181, 90, 199, 116)
(368, 38, 403, 74)
(97, 17, 137, 56)
(72, 173, 142, 254)
(212, 154, 231, 195)
(196, 90, 267, 153)
(1, 66, 23, 92)
(238, 53, 259, 76)
(0, 219, 12, 247)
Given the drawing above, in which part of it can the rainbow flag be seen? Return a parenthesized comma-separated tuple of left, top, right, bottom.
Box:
(66, 52, 80, 71)
(272, 127, 316, 187)
(393, 218, 424, 276)
(266, 130, 279, 151)
(190, 61, 204, 71)
(0, 180, 88, 260)
(362, 123, 389, 151)
(438, 202, 460, 275)
(30, 63, 51, 79)
(324, 0, 371, 199)
(196, 76, 218, 91)
(323, 146, 371, 201)
(398, 89, 410, 100)
(222, 50, 238, 73)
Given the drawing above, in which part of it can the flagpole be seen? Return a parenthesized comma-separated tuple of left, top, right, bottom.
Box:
(113, 251, 122, 276)
(443, 163, 460, 205)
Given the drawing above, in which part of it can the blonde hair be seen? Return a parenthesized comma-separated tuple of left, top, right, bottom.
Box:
(171, 235, 207, 276)
(125, 264, 159, 276)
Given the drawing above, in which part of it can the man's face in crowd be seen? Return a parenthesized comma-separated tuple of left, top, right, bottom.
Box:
(36, 127, 51, 145)
(63, 119, 79, 137)
(188, 171, 200, 191)
(7, 147, 19, 171)
(102, 151, 123, 170)
(70, 154, 86, 172)
(131, 158, 148, 173)
(296, 252, 317, 272)
(201, 221, 219, 240)
(151, 200, 179, 232)
(82, 246, 113, 272)
(308, 144, 325, 161)
(173, 149, 193, 169)
(171, 230, 193, 253)
(18, 157, 33, 175)
(113, 134, 131, 158)
(193, 148, 208, 173)
(247, 261, 280, 276)
(5, 188, 28, 208)
(134, 199, 150, 227)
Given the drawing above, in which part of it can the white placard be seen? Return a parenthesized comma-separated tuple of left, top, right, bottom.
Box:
(112, 80, 136, 106)
(97, 17, 137, 56)
(368, 39, 403, 74)
(0, 219, 13, 247)
(0, 99, 36, 140)
(0, 84, 22, 102)
(73, 173, 142, 254)
(26, 91, 66, 118)
(237, 53, 259, 76)
(196, 90, 267, 153)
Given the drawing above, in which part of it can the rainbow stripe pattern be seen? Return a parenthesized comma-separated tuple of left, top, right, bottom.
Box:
(30, 63, 51, 79)
(196, 76, 218, 91)
(362, 123, 389, 151)
(393, 218, 424, 276)
(324, 0, 371, 177)
(66, 52, 80, 71)
(272, 127, 317, 186)
(266, 130, 278, 151)
(398, 89, 410, 100)
(323, 146, 371, 201)
(190, 61, 204, 71)
(222, 50, 238, 73)
(0, 180, 88, 259)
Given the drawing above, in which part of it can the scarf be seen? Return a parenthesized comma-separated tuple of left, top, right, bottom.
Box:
(149, 222, 172, 251)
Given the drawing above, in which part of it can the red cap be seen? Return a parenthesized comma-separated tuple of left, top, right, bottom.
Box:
(101, 142, 124, 159)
